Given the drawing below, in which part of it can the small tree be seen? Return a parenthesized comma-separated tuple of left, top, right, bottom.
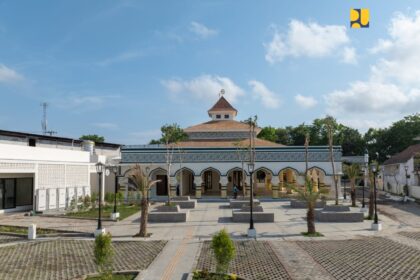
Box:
(324, 116, 340, 205)
(126, 164, 160, 237)
(94, 233, 113, 280)
(367, 162, 378, 220)
(80, 134, 105, 143)
(211, 229, 236, 275)
(344, 164, 360, 207)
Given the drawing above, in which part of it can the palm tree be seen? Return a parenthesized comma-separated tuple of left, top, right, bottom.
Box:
(344, 164, 360, 207)
(291, 177, 320, 234)
(126, 164, 160, 237)
(324, 116, 339, 205)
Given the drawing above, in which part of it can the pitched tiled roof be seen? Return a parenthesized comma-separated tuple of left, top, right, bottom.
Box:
(174, 138, 283, 148)
(184, 120, 261, 133)
(208, 96, 237, 113)
(383, 143, 420, 165)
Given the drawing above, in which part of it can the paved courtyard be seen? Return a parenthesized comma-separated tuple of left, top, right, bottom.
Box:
(0, 200, 419, 279)
(0, 239, 166, 280)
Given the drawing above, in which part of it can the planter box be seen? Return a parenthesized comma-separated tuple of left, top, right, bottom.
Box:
(229, 199, 260, 209)
(232, 211, 274, 223)
(172, 196, 191, 201)
(315, 210, 364, 222)
(323, 205, 350, 212)
(172, 200, 197, 209)
(148, 211, 188, 223)
(237, 205, 264, 212)
(155, 205, 181, 212)
(290, 200, 326, 209)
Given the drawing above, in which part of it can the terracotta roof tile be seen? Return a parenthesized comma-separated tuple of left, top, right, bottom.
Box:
(383, 143, 420, 165)
(208, 96, 237, 112)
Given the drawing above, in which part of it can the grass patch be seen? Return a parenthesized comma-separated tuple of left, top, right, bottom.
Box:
(0, 225, 60, 235)
(66, 204, 140, 220)
(301, 232, 324, 237)
(86, 273, 137, 280)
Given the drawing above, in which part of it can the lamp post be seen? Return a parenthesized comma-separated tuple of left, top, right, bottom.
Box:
(95, 162, 105, 236)
(247, 162, 255, 237)
(404, 165, 409, 198)
(371, 164, 381, 230)
(107, 165, 120, 220)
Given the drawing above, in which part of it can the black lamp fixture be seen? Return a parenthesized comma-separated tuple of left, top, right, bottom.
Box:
(404, 165, 409, 197)
(247, 162, 255, 232)
(106, 165, 120, 216)
(95, 162, 105, 230)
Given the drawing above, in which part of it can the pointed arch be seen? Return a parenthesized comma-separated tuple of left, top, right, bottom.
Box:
(278, 167, 300, 176)
(199, 167, 222, 177)
(174, 167, 195, 177)
(225, 167, 249, 176)
(149, 167, 167, 177)
(254, 166, 274, 176)
(308, 166, 327, 176)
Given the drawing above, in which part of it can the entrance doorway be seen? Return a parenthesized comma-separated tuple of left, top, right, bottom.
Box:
(156, 175, 168, 196)
(0, 178, 33, 210)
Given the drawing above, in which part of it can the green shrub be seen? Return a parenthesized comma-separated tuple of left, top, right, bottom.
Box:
(94, 233, 114, 280)
(116, 192, 124, 203)
(104, 193, 114, 204)
(83, 195, 92, 209)
(211, 229, 236, 275)
(69, 197, 77, 211)
(91, 192, 98, 207)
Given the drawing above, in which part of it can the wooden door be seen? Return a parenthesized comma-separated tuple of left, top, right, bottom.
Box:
(156, 175, 168, 196)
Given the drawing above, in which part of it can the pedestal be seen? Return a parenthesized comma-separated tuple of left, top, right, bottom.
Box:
(247, 228, 257, 238)
(94, 228, 106, 237)
(360, 207, 368, 213)
(371, 222, 382, 231)
(28, 224, 36, 240)
(111, 212, 120, 220)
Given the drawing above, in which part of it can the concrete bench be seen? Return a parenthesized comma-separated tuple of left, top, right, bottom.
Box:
(232, 211, 274, 223)
(155, 205, 181, 212)
(315, 210, 364, 223)
(172, 200, 197, 209)
(229, 199, 260, 209)
(148, 211, 188, 223)
(323, 205, 350, 212)
(290, 200, 326, 209)
(172, 196, 191, 201)
(237, 205, 264, 212)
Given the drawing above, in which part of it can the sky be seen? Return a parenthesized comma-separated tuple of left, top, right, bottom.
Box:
(0, 0, 420, 144)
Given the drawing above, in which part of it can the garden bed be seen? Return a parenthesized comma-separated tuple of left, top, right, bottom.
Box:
(192, 270, 245, 280)
(0, 225, 88, 238)
(65, 204, 140, 221)
(85, 271, 138, 280)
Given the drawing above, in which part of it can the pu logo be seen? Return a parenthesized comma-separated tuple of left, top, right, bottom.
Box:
(350, 8, 369, 28)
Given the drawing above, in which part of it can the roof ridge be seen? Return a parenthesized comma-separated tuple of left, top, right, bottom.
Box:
(208, 96, 237, 112)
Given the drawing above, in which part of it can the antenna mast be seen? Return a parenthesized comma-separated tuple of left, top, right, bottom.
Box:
(40, 102, 56, 136)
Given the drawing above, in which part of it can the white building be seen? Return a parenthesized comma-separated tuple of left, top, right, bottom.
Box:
(121, 96, 343, 199)
(383, 143, 420, 198)
(0, 130, 120, 213)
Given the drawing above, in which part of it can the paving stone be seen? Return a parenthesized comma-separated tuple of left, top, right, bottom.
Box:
(196, 240, 291, 280)
(297, 237, 420, 280)
(0, 234, 25, 244)
(0, 239, 166, 280)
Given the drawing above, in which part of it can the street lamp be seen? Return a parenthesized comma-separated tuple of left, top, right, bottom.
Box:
(247, 162, 255, 237)
(362, 149, 369, 209)
(106, 165, 120, 220)
(370, 164, 380, 229)
(404, 165, 409, 198)
(95, 162, 105, 235)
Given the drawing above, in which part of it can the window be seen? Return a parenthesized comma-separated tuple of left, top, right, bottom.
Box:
(216, 114, 221, 119)
(28, 138, 36, 147)
(224, 114, 229, 119)
(256, 170, 266, 183)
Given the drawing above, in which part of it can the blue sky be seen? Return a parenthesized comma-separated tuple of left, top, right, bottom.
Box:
(1, 0, 420, 144)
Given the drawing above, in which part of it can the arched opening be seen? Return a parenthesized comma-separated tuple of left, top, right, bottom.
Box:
(150, 168, 168, 197)
(200, 168, 221, 196)
(226, 168, 246, 197)
(175, 168, 195, 196)
(308, 167, 326, 192)
(279, 168, 299, 194)
(253, 168, 273, 196)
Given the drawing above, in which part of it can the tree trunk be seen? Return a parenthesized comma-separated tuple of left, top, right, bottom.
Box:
(307, 202, 316, 234)
(139, 194, 149, 237)
(350, 179, 356, 207)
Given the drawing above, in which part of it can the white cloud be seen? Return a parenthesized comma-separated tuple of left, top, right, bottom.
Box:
(92, 122, 118, 129)
(0, 64, 23, 83)
(294, 94, 318, 108)
(97, 50, 143, 66)
(248, 80, 280, 109)
(324, 11, 420, 131)
(54, 94, 120, 112)
(341, 47, 357, 64)
(162, 75, 244, 103)
(265, 20, 350, 63)
(189, 21, 218, 39)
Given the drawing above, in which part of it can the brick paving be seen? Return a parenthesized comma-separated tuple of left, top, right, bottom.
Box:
(0, 234, 25, 245)
(270, 241, 334, 280)
(399, 231, 420, 242)
(0, 239, 166, 280)
(196, 240, 292, 280)
(297, 237, 420, 280)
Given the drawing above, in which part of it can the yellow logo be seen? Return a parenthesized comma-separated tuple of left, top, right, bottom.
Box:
(350, 8, 369, 28)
